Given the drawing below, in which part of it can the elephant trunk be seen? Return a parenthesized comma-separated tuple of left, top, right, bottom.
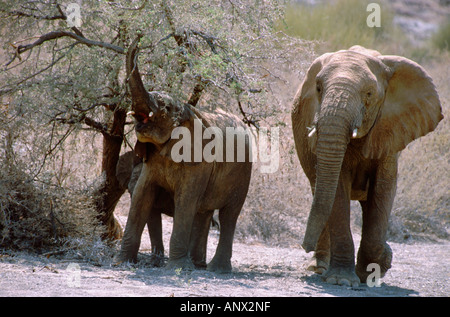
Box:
(302, 89, 358, 252)
(126, 35, 157, 116)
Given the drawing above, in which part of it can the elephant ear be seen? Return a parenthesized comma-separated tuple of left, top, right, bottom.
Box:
(292, 52, 333, 151)
(362, 55, 443, 159)
(159, 105, 209, 165)
(293, 52, 333, 118)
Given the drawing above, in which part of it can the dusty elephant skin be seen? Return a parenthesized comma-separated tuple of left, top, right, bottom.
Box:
(291, 45, 443, 287)
(115, 36, 252, 273)
(115, 151, 220, 266)
(116, 151, 173, 266)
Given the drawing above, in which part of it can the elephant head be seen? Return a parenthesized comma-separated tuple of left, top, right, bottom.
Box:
(296, 46, 443, 252)
(126, 35, 193, 160)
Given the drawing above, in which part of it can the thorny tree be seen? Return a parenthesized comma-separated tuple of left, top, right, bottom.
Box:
(0, 0, 309, 239)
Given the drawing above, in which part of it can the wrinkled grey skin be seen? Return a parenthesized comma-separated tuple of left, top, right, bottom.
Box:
(292, 46, 443, 286)
(114, 36, 252, 273)
(116, 151, 173, 266)
(116, 151, 219, 266)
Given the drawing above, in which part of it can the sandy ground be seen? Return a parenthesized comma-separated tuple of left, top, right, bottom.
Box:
(0, 216, 448, 297)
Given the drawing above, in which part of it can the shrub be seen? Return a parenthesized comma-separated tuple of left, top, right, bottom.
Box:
(0, 128, 104, 251)
(0, 169, 104, 250)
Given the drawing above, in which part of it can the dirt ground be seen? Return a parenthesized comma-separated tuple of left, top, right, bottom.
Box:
(0, 216, 448, 297)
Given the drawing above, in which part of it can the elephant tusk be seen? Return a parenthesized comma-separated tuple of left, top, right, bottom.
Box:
(352, 128, 358, 138)
(307, 126, 317, 138)
(127, 111, 135, 116)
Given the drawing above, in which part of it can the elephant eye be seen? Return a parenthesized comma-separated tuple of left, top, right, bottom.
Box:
(365, 85, 377, 99)
(364, 89, 375, 103)
(316, 83, 322, 94)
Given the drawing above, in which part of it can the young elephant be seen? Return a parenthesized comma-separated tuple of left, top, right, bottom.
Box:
(115, 151, 174, 266)
(115, 36, 252, 273)
(292, 46, 443, 286)
(116, 151, 220, 266)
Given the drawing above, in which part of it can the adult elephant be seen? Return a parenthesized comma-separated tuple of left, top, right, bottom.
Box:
(291, 46, 443, 286)
(114, 35, 252, 273)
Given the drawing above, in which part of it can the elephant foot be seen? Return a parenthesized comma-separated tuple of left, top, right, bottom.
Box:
(356, 243, 392, 283)
(165, 256, 196, 272)
(306, 251, 330, 275)
(207, 257, 232, 274)
(149, 254, 166, 267)
(307, 257, 329, 275)
(322, 266, 360, 287)
(193, 259, 208, 270)
(112, 251, 137, 266)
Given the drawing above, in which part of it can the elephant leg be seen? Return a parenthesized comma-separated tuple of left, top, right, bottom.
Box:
(356, 157, 397, 283)
(147, 204, 164, 267)
(189, 210, 214, 269)
(307, 225, 330, 274)
(148, 208, 163, 256)
(166, 174, 211, 271)
(322, 173, 360, 287)
(147, 190, 165, 257)
(166, 201, 197, 271)
(207, 201, 242, 273)
(116, 182, 156, 264)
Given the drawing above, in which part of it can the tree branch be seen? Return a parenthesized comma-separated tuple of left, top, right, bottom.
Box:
(1, 51, 68, 95)
(14, 30, 125, 56)
(0, 9, 66, 21)
(82, 116, 110, 135)
(55, 114, 109, 136)
(187, 81, 206, 107)
(237, 97, 260, 130)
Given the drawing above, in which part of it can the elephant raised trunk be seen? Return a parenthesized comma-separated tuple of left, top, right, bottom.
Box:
(126, 34, 158, 117)
(302, 90, 358, 252)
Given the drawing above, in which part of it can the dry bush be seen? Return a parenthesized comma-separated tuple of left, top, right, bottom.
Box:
(0, 121, 105, 251)
(235, 60, 315, 247)
(0, 169, 104, 250)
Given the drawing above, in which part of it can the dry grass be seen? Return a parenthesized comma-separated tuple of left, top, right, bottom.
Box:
(278, 0, 408, 55)
(4, 51, 446, 253)
(235, 64, 312, 247)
